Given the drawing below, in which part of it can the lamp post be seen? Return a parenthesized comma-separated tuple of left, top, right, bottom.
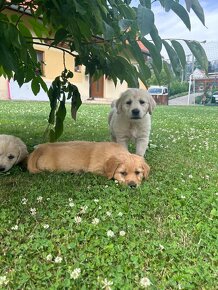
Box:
(187, 73, 193, 105)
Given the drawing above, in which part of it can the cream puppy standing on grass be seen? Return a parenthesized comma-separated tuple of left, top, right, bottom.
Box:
(108, 88, 156, 156)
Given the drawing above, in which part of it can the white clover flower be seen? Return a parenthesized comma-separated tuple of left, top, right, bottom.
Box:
(114, 179, 119, 184)
(181, 195, 186, 199)
(118, 212, 123, 217)
(75, 216, 82, 224)
(43, 224, 50, 229)
(30, 208, 37, 216)
(69, 202, 75, 207)
(94, 199, 99, 203)
(149, 143, 157, 149)
(11, 225, 18, 231)
(102, 278, 113, 289)
(139, 277, 151, 288)
(21, 198, 28, 205)
(119, 230, 126, 236)
(0, 276, 9, 286)
(54, 256, 62, 263)
(80, 206, 88, 214)
(106, 211, 112, 217)
(159, 244, 165, 251)
(69, 198, 73, 202)
(46, 254, 53, 261)
(105, 185, 109, 188)
(70, 268, 81, 280)
(188, 174, 193, 179)
(107, 230, 115, 238)
(92, 218, 100, 225)
(37, 196, 43, 202)
(215, 192, 218, 196)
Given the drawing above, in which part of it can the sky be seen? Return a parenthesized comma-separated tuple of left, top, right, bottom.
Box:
(131, 0, 218, 60)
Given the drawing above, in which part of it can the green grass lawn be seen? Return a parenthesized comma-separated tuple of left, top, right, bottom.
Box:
(0, 101, 217, 289)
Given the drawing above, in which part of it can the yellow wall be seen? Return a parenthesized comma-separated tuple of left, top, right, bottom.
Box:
(0, 78, 9, 100)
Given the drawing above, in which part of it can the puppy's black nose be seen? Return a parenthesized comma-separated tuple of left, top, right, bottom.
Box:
(0, 166, 6, 172)
(132, 109, 140, 116)
(128, 181, 137, 188)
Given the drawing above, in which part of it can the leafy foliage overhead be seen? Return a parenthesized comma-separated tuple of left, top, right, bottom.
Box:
(0, 0, 208, 140)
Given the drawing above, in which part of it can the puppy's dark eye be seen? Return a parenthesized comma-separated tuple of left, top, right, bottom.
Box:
(8, 154, 15, 160)
(126, 100, 132, 105)
(120, 171, 127, 176)
(135, 171, 141, 175)
(139, 100, 145, 104)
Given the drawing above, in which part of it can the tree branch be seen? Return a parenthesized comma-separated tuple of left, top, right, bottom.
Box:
(28, 41, 78, 58)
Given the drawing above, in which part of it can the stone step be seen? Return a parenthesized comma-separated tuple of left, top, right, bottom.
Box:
(83, 98, 113, 105)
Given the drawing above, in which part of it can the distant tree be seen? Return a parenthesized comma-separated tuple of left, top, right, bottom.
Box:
(0, 0, 208, 140)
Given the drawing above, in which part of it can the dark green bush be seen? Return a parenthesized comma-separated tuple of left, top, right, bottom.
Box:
(169, 81, 189, 96)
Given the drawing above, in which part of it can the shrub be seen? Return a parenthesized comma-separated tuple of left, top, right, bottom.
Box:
(169, 81, 189, 96)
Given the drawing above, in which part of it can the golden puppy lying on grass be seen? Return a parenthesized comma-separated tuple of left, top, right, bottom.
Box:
(27, 141, 150, 187)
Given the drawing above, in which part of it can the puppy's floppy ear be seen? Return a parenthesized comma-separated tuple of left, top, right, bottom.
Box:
(16, 141, 28, 164)
(104, 157, 121, 179)
(142, 161, 150, 179)
(116, 91, 127, 114)
(148, 93, 156, 115)
(116, 97, 123, 114)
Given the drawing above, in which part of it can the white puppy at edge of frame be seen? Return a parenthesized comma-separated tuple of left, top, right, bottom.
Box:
(108, 88, 156, 156)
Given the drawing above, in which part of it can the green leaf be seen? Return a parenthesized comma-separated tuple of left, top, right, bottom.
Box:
(49, 129, 56, 142)
(31, 77, 40, 95)
(185, 0, 192, 12)
(162, 40, 182, 77)
(184, 40, 208, 72)
(150, 62, 161, 84)
(164, 0, 172, 12)
(163, 60, 173, 83)
(18, 22, 33, 39)
(28, 18, 46, 39)
(71, 85, 82, 120)
(170, 0, 191, 30)
(54, 100, 66, 140)
(171, 40, 186, 69)
(118, 19, 132, 32)
(38, 77, 48, 93)
(10, 14, 20, 23)
(128, 38, 151, 85)
(140, 38, 162, 72)
(54, 28, 68, 44)
(103, 22, 114, 40)
(149, 25, 162, 52)
(139, 0, 151, 9)
(137, 5, 154, 36)
(190, 0, 205, 26)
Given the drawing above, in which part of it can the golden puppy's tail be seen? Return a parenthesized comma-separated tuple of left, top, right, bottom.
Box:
(27, 147, 42, 173)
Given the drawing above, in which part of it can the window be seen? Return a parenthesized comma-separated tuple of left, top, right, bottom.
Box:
(74, 65, 81, 72)
(36, 50, 45, 76)
(74, 60, 81, 73)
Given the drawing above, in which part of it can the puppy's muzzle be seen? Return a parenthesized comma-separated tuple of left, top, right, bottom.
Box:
(131, 109, 141, 119)
(128, 181, 137, 188)
(0, 165, 6, 172)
